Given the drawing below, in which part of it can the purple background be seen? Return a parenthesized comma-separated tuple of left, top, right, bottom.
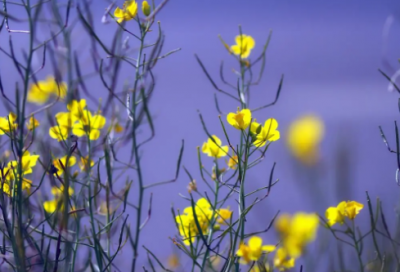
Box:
(2, 0, 400, 270)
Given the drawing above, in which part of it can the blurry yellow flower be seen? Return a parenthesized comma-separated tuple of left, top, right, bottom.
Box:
(72, 110, 106, 140)
(287, 114, 324, 165)
(231, 34, 255, 59)
(325, 201, 363, 226)
(202, 135, 229, 158)
(236, 236, 276, 264)
(53, 155, 76, 176)
(114, 122, 124, 133)
(273, 247, 295, 271)
(227, 108, 251, 130)
(26, 116, 40, 131)
(78, 156, 94, 172)
(43, 199, 59, 213)
(51, 184, 74, 197)
(250, 263, 271, 272)
(217, 208, 232, 225)
(227, 155, 238, 170)
(114, 0, 138, 23)
(275, 212, 319, 258)
(142, 0, 151, 16)
(0, 113, 17, 135)
(253, 118, 280, 147)
(167, 254, 180, 269)
(27, 76, 67, 105)
(1, 178, 32, 196)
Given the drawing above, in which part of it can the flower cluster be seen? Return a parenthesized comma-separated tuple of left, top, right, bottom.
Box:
(0, 150, 39, 196)
(325, 200, 364, 226)
(236, 236, 275, 265)
(274, 213, 319, 270)
(175, 198, 232, 245)
(27, 76, 67, 105)
(49, 99, 106, 141)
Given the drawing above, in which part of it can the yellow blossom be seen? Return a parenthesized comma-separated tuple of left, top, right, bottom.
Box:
(142, 0, 151, 16)
(236, 236, 276, 265)
(67, 99, 87, 120)
(7, 150, 40, 176)
(217, 208, 232, 225)
(26, 116, 40, 131)
(325, 201, 363, 226)
(114, 122, 124, 133)
(72, 110, 106, 140)
(227, 155, 238, 170)
(231, 34, 255, 59)
(0, 113, 17, 135)
(227, 108, 252, 130)
(53, 155, 76, 176)
(202, 135, 229, 158)
(252, 118, 280, 147)
(114, 0, 138, 23)
(167, 254, 180, 269)
(78, 156, 95, 172)
(274, 247, 295, 271)
(27, 76, 67, 105)
(49, 111, 77, 141)
(287, 114, 324, 165)
(275, 212, 319, 258)
(43, 199, 59, 213)
(51, 184, 74, 197)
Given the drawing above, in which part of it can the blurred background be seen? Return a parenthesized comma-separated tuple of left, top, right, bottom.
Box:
(2, 0, 400, 270)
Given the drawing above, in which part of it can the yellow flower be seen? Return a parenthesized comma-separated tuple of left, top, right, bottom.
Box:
(227, 108, 252, 130)
(67, 99, 87, 120)
(325, 201, 347, 226)
(0, 113, 17, 135)
(217, 208, 232, 225)
(250, 263, 271, 272)
(27, 76, 67, 105)
(43, 199, 59, 213)
(78, 156, 94, 172)
(227, 155, 238, 170)
(176, 198, 225, 246)
(273, 247, 295, 271)
(53, 155, 76, 176)
(325, 201, 363, 226)
(275, 212, 319, 258)
(236, 236, 276, 265)
(287, 114, 324, 165)
(231, 34, 255, 59)
(26, 116, 40, 131)
(253, 118, 280, 147)
(0, 178, 32, 196)
(202, 135, 229, 158)
(7, 150, 40, 176)
(345, 201, 364, 219)
(49, 111, 77, 141)
(114, 122, 124, 133)
(114, 0, 138, 23)
(142, 0, 151, 16)
(72, 110, 106, 140)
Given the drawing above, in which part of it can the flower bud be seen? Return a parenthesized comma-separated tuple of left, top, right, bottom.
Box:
(142, 1, 151, 16)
